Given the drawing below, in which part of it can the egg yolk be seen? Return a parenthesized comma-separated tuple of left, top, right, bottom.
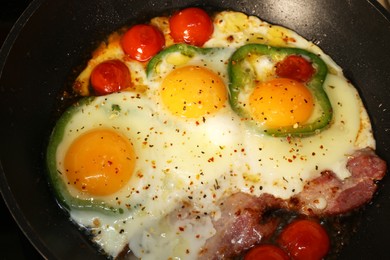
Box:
(249, 78, 314, 128)
(64, 129, 135, 196)
(160, 66, 227, 118)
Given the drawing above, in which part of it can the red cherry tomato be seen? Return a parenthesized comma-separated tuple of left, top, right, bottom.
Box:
(121, 24, 165, 62)
(169, 7, 214, 46)
(278, 219, 330, 260)
(275, 55, 315, 82)
(90, 59, 131, 95)
(245, 244, 290, 260)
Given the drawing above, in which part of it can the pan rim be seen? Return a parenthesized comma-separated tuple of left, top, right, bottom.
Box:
(0, 0, 389, 258)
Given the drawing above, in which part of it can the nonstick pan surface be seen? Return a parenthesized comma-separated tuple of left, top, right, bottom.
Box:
(1, 0, 389, 259)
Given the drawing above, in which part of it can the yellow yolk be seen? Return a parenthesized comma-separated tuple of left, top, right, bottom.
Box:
(249, 78, 314, 128)
(64, 129, 135, 196)
(160, 66, 227, 118)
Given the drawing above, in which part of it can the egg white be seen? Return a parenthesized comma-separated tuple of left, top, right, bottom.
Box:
(56, 10, 376, 259)
(55, 90, 240, 257)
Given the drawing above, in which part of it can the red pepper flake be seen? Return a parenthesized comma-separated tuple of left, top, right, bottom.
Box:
(93, 218, 101, 227)
(179, 226, 185, 232)
(208, 157, 214, 162)
(227, 35, 234, 42)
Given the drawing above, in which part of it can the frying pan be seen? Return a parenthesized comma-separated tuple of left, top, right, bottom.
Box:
(1, 0, 389, 259)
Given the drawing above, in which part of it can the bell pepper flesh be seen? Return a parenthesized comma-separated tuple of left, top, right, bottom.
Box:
(46, 97, 124, 215)
(146, 43, 222, 76)
(228, 43, 332, 137)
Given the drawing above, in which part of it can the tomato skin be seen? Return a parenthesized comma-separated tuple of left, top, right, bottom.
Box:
(278, 219, 330, 260)
(244, 244, 290, 260)
(90, 59, 131, 95)
(275, 55, 315, 82)
(169, 7, 214, 46)
(121, 24, 165, 62)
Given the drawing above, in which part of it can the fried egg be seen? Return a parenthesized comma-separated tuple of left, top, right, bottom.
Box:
(47, 10, 375, 259)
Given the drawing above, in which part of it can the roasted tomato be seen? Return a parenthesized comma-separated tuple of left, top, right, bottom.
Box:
(276, 55, 315, 82)
(121, 24, 165, 62)
(90, 59, 131, 95)
(169, 7, 213, 46)
(278, 219, 330, 260)
(245, 244, 290, 260)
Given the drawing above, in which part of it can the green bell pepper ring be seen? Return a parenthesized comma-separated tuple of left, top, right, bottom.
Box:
(46, 97, 124, 215)
(228, 43, 332, 137)
(146, 43, 223, 77)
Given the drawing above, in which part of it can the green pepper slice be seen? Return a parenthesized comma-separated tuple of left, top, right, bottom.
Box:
(46, 97, 124, 215)
(228, 43, 332, 137)
(146, 43, 223, 77)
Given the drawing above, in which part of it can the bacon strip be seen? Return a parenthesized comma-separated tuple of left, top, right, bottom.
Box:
(291, 148, 387, 215)
(198, 193, 284, 260)
(199, 148, 387, 258)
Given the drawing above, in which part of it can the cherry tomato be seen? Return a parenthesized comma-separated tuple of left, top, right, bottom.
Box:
(90, 59, 131, 95)
(121, 24, 165, 62)
(169, 7, 214, 46)
(278, 219, 330, 260)
(244, 244, 290, 260)
(275, 55, 315, 82)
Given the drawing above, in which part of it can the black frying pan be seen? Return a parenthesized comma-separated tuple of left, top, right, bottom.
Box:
(1, 0, 389, 259)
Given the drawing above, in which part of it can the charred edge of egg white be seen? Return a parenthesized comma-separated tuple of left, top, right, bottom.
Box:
(46, 97, 125, 215)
